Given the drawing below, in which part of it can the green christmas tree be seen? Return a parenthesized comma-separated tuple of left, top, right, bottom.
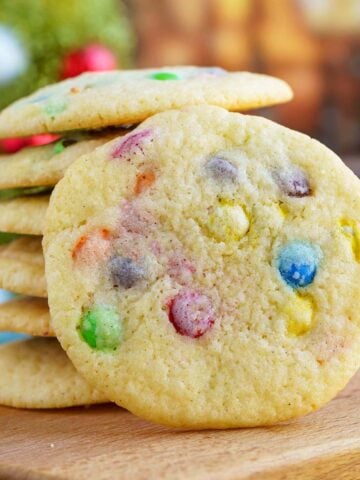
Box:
(0, 0, 135, 110)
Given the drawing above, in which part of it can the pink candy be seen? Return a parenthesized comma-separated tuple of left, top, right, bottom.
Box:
(168, 290, 215, 338)
(120, 202, 154, 234)
(168, 254, 196, 286)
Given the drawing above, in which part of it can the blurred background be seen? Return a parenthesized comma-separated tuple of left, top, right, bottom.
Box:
(0, 0, 359, 343)
(131, 0, 360, 161)
(0, 0, 359, 158)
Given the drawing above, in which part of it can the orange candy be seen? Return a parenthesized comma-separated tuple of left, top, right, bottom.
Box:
(72, 229, 111, 265)
(134, 171, 156, 195)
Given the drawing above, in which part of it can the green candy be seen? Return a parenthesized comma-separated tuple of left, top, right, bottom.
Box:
(53, 138, 78, 154)
(0, 232, 21, 245)
(149, 72, 181, 81)
(53, 140, 65, 154)
(43, 98, 67, 118)
(0, 186, 52, 201)
(79, 305, 122, 351)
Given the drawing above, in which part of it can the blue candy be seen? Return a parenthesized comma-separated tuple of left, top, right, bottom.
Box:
(0, 332, 28, 345)
(277, 241, 321, 289)
(0, 289, 16, 303)
(204, 67, 227, 76)
(31, 93, 51, 104)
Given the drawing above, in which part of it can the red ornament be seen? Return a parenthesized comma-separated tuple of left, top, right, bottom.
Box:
(61, 43, 117, 79)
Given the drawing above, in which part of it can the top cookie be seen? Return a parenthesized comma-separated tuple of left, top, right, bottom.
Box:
(0, 67, 293, 138)
(44, 106, 360, 428)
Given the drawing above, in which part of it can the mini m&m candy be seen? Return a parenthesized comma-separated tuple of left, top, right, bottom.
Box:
(110, 256, 146, 289)
(79, 305, 122, 351)
(277, 241, 321, 289)
(168, 290, 215, 338)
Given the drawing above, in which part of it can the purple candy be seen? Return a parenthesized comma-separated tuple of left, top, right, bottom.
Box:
(205, 156, 239, 183)
(110, 256, 146, 289)
(112, 129, 153, 159)
(273, 166, 311, 197)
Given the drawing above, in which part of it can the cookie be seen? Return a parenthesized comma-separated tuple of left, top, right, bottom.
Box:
(0, 297, 54, 337)
(45, 106, 360, 428)
(0, 237, 46, 297)
(0, 67, 292, 138)
(0, 131, 122, 189)
(0, 338, 108, 408)
(0, 195, 49, 235)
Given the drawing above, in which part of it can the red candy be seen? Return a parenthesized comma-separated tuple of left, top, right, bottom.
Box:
(0, 134, 59, 153)
(0, 137, 30, 153)
(112, 130, 153, 159)
(28, 134, 59, 147)
(168, 290, 215, 338)
(61, 43, 117, 79)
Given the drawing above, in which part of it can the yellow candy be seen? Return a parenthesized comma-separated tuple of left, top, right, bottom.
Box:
(207, 202, 249, 243)
(283, 295, 314, 336)
(340, 219, 360, 262)
(278, 202, 288, 217)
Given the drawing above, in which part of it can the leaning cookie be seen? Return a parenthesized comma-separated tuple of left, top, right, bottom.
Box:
(0, 67, 292, 138)
(0, 338, 107, 408)
(45, 106, 360, 428)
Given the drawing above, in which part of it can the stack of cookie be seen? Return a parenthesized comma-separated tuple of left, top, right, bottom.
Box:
(0, 131, 125, 407)
(1, 66, 359, 428)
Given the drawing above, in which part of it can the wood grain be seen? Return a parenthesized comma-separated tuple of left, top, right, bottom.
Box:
(0, 371, 358, 480)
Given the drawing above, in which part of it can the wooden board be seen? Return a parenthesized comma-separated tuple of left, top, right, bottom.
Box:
(0, 371, 359, 480)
